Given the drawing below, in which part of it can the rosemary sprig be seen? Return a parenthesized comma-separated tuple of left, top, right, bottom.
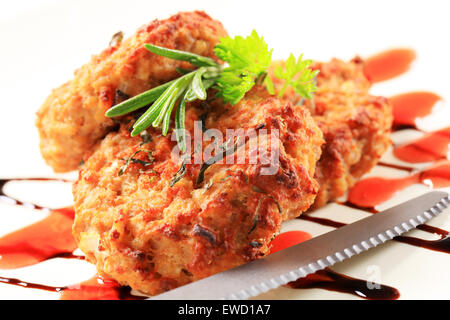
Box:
(105, 80, 174, 117)
(144, 44, 218, 68)
(106, 44, 223, 152)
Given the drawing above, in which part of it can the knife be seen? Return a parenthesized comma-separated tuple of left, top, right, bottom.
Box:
(152, 191, 449, 300)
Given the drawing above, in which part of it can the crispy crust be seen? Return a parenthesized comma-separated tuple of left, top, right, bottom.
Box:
(36, 11, 227, 172)
(271, 58, 393, 208)
(206, 86, 324, 220)
(72, 87, 323, 295)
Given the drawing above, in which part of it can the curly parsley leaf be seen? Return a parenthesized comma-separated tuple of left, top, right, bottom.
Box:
(214, 71, 254, 105)
(214, 30, 273, 105)
(274, 53, 319, 100)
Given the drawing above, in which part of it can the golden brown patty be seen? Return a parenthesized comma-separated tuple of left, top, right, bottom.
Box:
(36, 11, 227, 172)
(271, 58, 392, 208)
(72, 87, 323, 295)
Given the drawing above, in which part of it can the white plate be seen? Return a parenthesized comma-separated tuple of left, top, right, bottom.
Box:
(0, 0, 449, 300)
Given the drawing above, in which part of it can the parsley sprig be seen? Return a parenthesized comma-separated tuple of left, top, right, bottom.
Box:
(214, 30, 273, 105)
(274, 53, 319, 99)
(105, 30, 318, 153)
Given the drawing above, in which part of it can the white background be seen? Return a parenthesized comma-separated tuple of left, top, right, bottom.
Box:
(0, 0, 449, 299)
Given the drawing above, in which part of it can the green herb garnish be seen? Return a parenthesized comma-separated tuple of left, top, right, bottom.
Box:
(105, 30, 318, 154)
(213, 30, 273, 105)
(118, 150, 154, 176)
(105, 44, 222, 152)
(274, 53, 319, 99)
(196, 138, 241, 186)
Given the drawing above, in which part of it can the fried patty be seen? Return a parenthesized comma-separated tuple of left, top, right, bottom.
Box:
(72, 87, 323, 295)
(271, 58, 392, 208)
(36, 11, 227, 172)
(39, 10, 391, 296)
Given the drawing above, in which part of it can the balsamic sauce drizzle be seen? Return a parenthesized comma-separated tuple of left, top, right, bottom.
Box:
(395, 224, 449, 254)
(0, 274, 143, 300)
(377, 161, 415, 172)
(287, 268, 400, 300)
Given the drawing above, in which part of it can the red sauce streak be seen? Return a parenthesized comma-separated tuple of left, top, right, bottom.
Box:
(60, 275, 145, 300)
(0, 208, 77, 269)
(298, 214, 346, 228)
(347, 174, 420, 209)
(390, 92, 442, 129)
(393, 127, 450, 163)
(0, 177, 145, 300)
(364, 48, 416, 83)
(420, 160, 450, 188)
(269, 230, 312, 254)
(347, 161, 450, 208)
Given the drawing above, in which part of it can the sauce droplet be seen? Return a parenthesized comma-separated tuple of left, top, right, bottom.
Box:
(390, 92, 441, 129)
(0, 208, 76, 269)
(347, 161, 450, 208)
(394, 127, 450, 163)
(394, 235, 450, 254)
(269, 230, 312, 254)
(420, 160, 450, 188)
(364, 48, 416, 83)
(347, 174, 420, 209)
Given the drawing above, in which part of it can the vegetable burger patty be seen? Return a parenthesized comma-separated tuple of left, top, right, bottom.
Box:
(72, 86, 323, 295)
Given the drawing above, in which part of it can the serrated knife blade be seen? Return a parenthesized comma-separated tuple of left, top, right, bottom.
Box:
(151, 191, 449, 300)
